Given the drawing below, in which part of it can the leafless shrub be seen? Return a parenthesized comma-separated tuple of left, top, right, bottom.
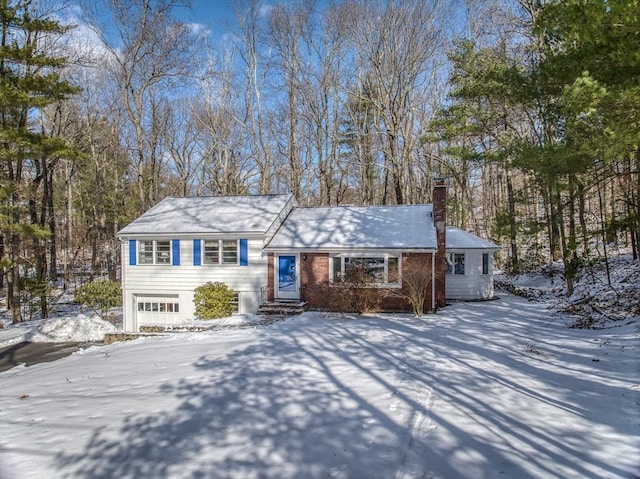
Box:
(388, 261, 432, 317)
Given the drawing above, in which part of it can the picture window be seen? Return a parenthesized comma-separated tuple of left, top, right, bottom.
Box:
(331, 255, 401, 286)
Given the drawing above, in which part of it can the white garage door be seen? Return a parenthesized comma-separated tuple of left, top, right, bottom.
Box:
(135, 295, 181, 326)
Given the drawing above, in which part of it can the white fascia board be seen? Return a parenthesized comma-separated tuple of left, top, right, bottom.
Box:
(445, 247, 502, 252)
(118, 232, 265, 240)
(264, 247, 437, 254)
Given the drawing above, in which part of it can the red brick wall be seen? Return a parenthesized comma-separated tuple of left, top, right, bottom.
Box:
(300, 253, 329, 306)
(267, 253, 274, 301)
(301, 252, 435, 314)
(401, 252, 435, 313)
(433, 179, 447, 309)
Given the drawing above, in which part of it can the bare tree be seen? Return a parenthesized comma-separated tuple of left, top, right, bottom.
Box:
(83, 0, 202, 213)
(232, 0, 276, 194)
(192, 51, 254, 195)
(345, 0, 446, 205)
(162, 101, 204, 196)
(298, 2, 351, 205)
(268, 1, 314, 202)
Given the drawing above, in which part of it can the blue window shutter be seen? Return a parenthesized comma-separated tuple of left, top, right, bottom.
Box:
(239, 239, 248, 266)
(129, 240, 137, 266)
(193, 239, 201, 266)
(172, 240, 180, 266)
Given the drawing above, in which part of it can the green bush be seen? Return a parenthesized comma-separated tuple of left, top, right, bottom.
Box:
(75, 279, 122, 318)
(193, 282, 235, 320)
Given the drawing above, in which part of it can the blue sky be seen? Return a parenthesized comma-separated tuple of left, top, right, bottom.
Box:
(180, 0, 237, 42)
(176, 0, 274, 48)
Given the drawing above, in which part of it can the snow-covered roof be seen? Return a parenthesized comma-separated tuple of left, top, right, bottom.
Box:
(446, 226, 501, 250)
(266, 205, 437, 250)
(117, 194, 293, 236)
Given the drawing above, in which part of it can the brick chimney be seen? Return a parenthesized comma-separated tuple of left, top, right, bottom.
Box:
(433, 178, 446, 309)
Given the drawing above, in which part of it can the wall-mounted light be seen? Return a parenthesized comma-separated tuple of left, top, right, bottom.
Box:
(303, 254, 307, 260)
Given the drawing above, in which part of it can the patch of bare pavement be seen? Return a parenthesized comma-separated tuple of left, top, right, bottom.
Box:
(0, 342, 96, 372)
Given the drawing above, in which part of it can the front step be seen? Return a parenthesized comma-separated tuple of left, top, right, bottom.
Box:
(257, 301, 307, 315)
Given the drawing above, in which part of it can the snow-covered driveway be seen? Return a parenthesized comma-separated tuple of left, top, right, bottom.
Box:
(1, 294, 638, 478)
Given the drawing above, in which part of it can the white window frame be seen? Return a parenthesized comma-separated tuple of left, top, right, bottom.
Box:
(482, 253, 490, 275)
(202, 239, 238, 265)
(137, 299, 180, 313)
(138, 240, 171, 265)
(230, 291, 239, 312)
(446, 253, 465, 275)
(330, 253, 401, 287)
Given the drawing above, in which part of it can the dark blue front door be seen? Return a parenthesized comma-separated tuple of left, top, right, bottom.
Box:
(277, 255, 297, 299)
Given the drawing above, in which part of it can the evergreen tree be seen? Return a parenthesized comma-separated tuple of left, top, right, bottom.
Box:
(1, 0, 79, 323)
(534, 0, 640, 260)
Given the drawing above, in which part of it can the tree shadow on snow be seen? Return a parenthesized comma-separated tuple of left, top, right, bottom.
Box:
(54, 296, 638, 478)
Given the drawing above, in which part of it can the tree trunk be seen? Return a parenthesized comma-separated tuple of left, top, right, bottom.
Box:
(633, 148, 640, 259)
(8, 166, 23, 323)
(506, 171, 519, 272)
(595, 165, 612, 286)
(546, 184, 562, 261)
(557, 184, 574, 296)
(577, 180, 589, 256)
(46, 162, 57, 282)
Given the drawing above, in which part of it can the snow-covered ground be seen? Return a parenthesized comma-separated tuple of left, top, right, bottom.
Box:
(1, 293, 638, 479)
(496, 252, 640, 328)
(0, 311, 270, 348)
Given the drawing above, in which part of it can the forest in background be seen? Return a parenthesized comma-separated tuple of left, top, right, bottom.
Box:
(1, 0, 638, 323)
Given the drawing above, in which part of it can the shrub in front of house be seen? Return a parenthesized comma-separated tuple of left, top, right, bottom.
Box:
(75, 279, 122, 319)
(308, 266, 383, 314)
(193, 281, 235, 320)
(388, 261, 431, 317)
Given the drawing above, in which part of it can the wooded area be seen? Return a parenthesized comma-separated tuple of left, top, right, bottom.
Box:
(1, 0, 638, 323)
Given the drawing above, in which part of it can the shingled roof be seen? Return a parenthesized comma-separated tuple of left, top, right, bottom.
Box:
(117, 194, 293, 236)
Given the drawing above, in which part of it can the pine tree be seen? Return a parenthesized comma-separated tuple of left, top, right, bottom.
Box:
(534, 0, 640, 261)
(1, 0, 79, 323)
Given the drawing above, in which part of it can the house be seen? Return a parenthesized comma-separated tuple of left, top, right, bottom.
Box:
(445, 226, 502, 301)
(117, 194, 296, 332)
(117, 181, 500, 332)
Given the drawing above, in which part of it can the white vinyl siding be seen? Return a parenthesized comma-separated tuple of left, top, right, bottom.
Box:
(122, 236, 266, 332)
(445, 250, 495, 301)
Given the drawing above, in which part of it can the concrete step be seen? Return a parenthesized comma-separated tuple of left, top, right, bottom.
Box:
(257, 301, 307, 315)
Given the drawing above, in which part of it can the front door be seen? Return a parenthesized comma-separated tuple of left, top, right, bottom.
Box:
(276, 255, 298, 300)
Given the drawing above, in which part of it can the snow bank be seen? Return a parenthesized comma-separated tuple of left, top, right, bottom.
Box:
(26, 314, 118, 343)
(496, 252, 640, 328)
